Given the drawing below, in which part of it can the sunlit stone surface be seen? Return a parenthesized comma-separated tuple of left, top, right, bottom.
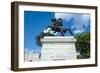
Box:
(40, 36, 77, 61)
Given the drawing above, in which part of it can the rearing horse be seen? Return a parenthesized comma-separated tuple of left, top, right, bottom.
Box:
(46, 18, 73, 36)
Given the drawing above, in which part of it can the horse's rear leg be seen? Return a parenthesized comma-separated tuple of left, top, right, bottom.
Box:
(65, 29, 73, 36)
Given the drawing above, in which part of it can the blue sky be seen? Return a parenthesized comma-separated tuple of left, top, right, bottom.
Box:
(24, 11, 90, 53)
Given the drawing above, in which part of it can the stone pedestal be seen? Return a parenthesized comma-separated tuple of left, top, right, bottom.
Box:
(40, 36, 77, 61)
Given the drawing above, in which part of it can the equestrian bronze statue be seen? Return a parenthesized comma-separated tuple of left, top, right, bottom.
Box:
(46, 18, 73, 36)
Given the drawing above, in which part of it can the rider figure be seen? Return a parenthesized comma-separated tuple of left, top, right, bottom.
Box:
(51, 18, 63, 29)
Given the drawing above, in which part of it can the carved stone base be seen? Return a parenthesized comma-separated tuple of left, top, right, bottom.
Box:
(40, 36, 77, 61)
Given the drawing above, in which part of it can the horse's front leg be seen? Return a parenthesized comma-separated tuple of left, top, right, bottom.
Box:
(60, 29, 64, 36)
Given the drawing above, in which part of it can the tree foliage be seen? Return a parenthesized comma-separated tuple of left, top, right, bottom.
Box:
(75, 32, 90, 59)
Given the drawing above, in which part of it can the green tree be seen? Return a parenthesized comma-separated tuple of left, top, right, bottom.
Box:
(75, 32, 90, 59)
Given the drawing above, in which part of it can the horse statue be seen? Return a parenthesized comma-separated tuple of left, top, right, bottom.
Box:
(44, 18, 73, 36)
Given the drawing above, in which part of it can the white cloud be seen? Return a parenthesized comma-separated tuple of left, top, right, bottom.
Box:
(55, 13, 90, 34)
(55, 13, 73, 22)
(74, 29, 84, 34)
(71, 25, 75, 29)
